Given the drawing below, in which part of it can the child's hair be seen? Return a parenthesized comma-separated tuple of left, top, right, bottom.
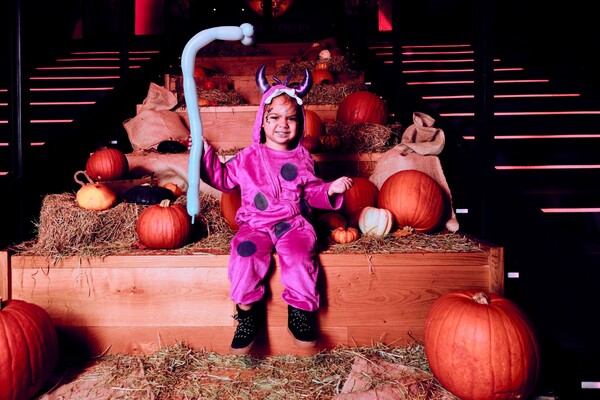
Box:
(260, 93, 304, 149)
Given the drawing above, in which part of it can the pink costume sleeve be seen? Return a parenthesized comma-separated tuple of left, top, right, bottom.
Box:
(200, 142, 239, 194)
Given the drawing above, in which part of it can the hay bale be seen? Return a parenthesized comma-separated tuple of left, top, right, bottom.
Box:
(20, 193, 144, 258)
(324, 121, 404, 153)
(16, 192, 233, 259)
(303, 80, 368, 105)
(13, 190, 483, 259)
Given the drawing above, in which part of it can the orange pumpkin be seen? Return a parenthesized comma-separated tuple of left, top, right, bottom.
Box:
(341, 177, 379, 220)
(312, 69, 334, 84)
(221, 189, 242, 231)
(162, 182, 183, 197)
(336, 91, 388, 125)
(302, 110, 323, 153)
(378, 170, 445, 233)
(424, 291, 540, 400)
(0, 299, 59, 400)
(76, 183, 117, 210)
(136, 199, 191, 249)
(85, 147, 129, 181)
(331, 226, 360, 244)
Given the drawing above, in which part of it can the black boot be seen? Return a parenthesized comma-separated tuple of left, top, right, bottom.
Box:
(287, 305, 318, 348)
(230, 305, 259, 355)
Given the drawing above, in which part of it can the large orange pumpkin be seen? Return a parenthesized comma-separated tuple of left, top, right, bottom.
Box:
(424, 291, 540, 400)
(85, 147, 129, 181)
(302, 110, 323, 153)
(136, 199, 191, 249)
(336, 91, 388, 125)
(378, 170, 445, 233)
(0, 299, 59, 400)
(221, 189, 242, 231)
(340, 177, 379, 220)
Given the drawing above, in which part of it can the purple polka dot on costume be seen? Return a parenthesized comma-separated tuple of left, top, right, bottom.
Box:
(254, 193, 268, 210)
(237, 240, 257, 257)
(280, 163, 298, 181)
(273, 221, 291, 238)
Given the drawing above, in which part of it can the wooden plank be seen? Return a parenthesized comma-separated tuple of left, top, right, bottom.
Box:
(58, 326, 234, 355)
(176, 105, 338, 150)
(11, 265, 231, 327)
(313, 152, 382, 179)
(488, 246, 505, 296)
(258, 42, 311, 56)
(8, 251, 494, 269)
(5, 246, 503, 355)
(0, 250, 9, 300)
(230, 73, 365, 105)
(196, 56, 291, 76)
(59, 325, 349, 357)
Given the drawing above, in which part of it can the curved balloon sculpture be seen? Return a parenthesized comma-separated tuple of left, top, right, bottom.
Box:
(182, 24, 255, 223)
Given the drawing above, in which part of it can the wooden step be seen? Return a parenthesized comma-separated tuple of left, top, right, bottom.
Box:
(0, 246, 504, 356)
(174, 104, 339, 150)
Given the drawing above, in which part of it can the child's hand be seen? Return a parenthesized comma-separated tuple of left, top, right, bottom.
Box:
(188, 136, 210, 152)
(328, 176, 354, 196)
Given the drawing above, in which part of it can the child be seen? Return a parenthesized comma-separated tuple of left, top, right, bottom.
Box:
(198, 65, 353, 354)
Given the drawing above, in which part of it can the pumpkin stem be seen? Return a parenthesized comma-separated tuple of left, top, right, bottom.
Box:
(159, 199, 171, 207)
(472, 292, 491, 305)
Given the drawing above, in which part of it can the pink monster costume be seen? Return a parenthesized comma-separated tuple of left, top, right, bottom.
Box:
(200, 65, 343, 312)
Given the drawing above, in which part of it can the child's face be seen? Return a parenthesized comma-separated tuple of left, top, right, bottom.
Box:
(262, 95, 300, 151)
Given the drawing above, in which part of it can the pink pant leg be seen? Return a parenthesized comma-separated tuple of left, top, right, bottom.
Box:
(228, 224, 274, 306)
(276, 222, 320, 311)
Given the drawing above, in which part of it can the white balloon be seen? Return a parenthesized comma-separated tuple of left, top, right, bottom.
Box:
(182, 24, 255, 223)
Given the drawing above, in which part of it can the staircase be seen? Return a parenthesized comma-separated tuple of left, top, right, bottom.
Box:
(0, 40, 164, 248)
(365, 37, 600, 397)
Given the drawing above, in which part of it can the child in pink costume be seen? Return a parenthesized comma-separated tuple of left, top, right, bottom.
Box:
(199, 65, 353, 354)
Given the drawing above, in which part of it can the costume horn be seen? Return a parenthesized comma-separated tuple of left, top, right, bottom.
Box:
(255, 64, 271, 94)
(295, 69, 312, 98)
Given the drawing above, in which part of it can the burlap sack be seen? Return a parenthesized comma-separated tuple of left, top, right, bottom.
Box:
(140, 81, 178, 110)
(123, 82, 189, 150)
(369, 112, 459, 232)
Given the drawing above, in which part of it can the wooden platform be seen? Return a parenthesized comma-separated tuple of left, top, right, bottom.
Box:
(229, 72, 366, 105)
(196, 55, 291, 77)
(176, 104, 338, 150)
(1, 246, 503, 357)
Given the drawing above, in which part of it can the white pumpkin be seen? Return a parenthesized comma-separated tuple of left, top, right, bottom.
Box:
(358, 206, 394, 237)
